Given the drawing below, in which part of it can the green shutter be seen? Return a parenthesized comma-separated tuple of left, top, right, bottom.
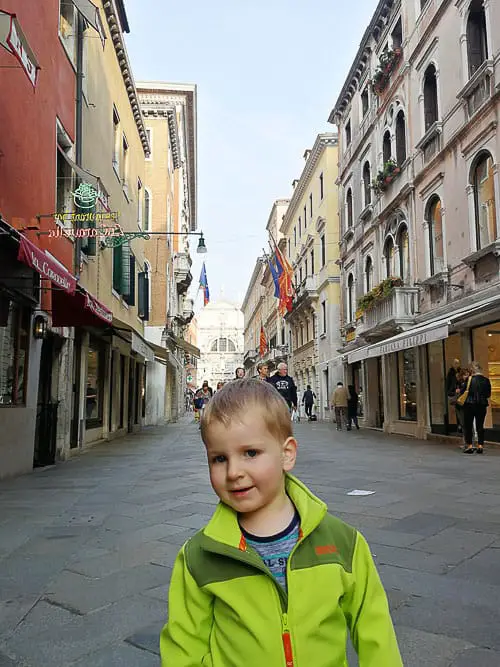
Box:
(124, 254, 136, 306)
(113, 245, 122, 293)
(121, 242, 131, 296)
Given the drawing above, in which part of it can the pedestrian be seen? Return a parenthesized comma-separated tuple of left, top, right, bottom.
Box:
(453, 368, 469, 439)
(194, 381, 213, 426)
(460, 362, 491, 454)
(331, 381, 349, 431)
(302, 384, 316, 419)
(446, 359, 462, 432)
(267, 362, 298, 413)
(235, 367, 245, 379)
(216, 381, 225, 392)
(255, 361, 270, 381)
(160, 379, 402, 666)
(347, 385, 360, 430)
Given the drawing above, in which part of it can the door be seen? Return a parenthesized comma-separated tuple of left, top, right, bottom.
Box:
(34, 336, 59, 467)
(128, 359, 135, 432)
(377, 357, 384, 428)
(70, 333, 82, 449)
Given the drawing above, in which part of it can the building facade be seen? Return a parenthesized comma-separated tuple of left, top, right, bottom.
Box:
(197, 301, 244, 388)
(332, 0, 500, 441)
(138, 82, 200, 424)
(280, 134, 342, 418)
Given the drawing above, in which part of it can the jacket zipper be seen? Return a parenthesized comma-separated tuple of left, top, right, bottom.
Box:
(282, 612, 294, 667)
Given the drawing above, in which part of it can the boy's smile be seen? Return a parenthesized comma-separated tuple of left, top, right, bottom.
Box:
(204, 406, 297, 535)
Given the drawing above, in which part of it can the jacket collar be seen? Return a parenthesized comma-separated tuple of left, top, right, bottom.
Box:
(202, 474, 327, 550)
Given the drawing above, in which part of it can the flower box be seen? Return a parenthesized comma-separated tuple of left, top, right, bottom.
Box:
(372, 48, 402, 95)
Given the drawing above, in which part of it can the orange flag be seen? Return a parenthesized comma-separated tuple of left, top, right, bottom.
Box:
(259, 324, 268, 357)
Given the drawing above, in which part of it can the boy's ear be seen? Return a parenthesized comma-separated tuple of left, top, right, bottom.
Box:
(282, 437, 297, 471)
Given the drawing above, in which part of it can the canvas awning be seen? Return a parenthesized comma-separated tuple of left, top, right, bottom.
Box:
(17, 236, 76, 294)
(52, 286, 112, 327)
(0, 10, 40, 86)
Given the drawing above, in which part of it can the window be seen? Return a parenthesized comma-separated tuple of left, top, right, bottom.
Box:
(211, 338, 237, 352)
(310, 249, 315, 275)
(113, 242, 132, 297)
(299, 265, 303, 284)
(56, 123, 74, 226)
(138, 266, 150, 321)
(112, 107, 120, 171)
(122, 134, 129, 192)
(319, 173, 324, 200)
(304, 258, 308, 278)
(397, 349, 417, 421)
(473, 152, 497, 249)
(467, 0, 488, 78)
(427, 196, 444, 275)
(347, 274, 355, 323)
(345, 120, 352, 147)
(398, 225, 410, 282)
(420, 0, 430, 9)
(362, 162, 371, 207)
(298, 216, 301, 238)
(309, 193, 313, 217)
(59, 0, 77, 64)
(0, 303, 30, 405)
(383, 130, 392, 164)
(423, 64, 439, 131)
(361, 88, 369, 117)
(86, 339, 104, 425)
(123, 253, 136, 306)
(294, 226, 297, 246)
(346, 188, 353, 228)
(288, 239, 291, 257)
(395, 111, 406, 165)
(303, 205, 307, 226)
(144, 188, 152, 232)
(321, 301, 327, 334)
(365, 256, 373, 292)
(137, 179, 143, 228)
(321, 235, 326, 267)
(391, 17, 403, 50)
(385, 237, 395, 277)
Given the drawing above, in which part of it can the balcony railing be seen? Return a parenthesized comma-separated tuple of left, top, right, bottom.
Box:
(360, 286, 419, 334)
(458, 60, 494, 120)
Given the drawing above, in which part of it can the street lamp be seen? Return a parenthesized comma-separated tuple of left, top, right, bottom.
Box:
(197, 233, 207, 254)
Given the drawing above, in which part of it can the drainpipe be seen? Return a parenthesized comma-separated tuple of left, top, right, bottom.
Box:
(74, 12, 84, 278)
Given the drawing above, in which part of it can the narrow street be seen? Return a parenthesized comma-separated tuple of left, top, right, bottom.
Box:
(1, 421, 500, 667)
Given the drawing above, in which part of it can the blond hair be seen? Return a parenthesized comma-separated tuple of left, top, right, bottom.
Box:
(200, 378, 293, 444)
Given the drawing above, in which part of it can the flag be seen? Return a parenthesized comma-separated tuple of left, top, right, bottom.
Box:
(259, 324, 268, 357)
(274, 246, 294, 315)
(267, 254, 281, 298)
(199, 262, 210, 306)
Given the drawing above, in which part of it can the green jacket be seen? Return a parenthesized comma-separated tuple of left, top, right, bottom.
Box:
(160, 475, 403, 666)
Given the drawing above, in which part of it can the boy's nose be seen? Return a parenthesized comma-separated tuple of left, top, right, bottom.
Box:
(226, 459, 243, 480)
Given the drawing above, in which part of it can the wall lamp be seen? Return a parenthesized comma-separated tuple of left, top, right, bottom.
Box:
(33, 315, 48, 340)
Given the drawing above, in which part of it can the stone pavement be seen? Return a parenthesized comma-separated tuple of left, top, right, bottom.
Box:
(1, 420, 500, 667)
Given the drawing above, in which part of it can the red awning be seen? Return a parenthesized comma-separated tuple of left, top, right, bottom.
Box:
(0, 10, 40, 87)
(52, 287, 112, 328)
(17, 236, 76, 294)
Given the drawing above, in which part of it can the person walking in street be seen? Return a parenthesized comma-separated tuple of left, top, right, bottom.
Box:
(267, 362, 298, 413)
(347, 385, 360, 431)
(447, 359, 462, 432)
(234, 367, 245, 379)
(160, 379, 403, 666)
(461, 362, 491, 454)
(331, 381, 349, 431)
(453, 368, 469, 440)
(255, 361, 270, 381)
(194, 381, 213, 427)
(302, 384, 316, 420)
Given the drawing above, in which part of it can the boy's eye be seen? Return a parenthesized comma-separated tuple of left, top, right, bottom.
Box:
(245, 449, 258, 458)
(212, 454, 226, 464)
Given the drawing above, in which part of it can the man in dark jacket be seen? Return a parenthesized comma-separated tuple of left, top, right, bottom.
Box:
(302, 385, 316, 419)
(268, 362, 297, 411)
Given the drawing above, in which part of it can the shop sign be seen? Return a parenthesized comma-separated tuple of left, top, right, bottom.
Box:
(85, 293, 112, 324)
(0, 11, 39, 87)
(131, 332, 154, 362)
(368, 323, 449, 358)
(345, 330, 356, 343)
(49, 220, 122, 238)
(17, 236, 76, 294)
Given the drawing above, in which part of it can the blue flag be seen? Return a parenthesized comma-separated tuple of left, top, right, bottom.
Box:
(268, 255, 281, 298)
(199, 262, 210, 306)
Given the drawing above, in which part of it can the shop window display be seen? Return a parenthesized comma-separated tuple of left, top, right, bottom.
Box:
(398, 349, 417, 421)
(0, 304, 30, 405)
(86, 341, 103, 424)
(427, 334, 462, 434)
(473, 324, 500, 435)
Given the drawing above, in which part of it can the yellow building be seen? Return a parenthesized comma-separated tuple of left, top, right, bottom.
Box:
(138, 82, 200, 423)
(279, 134, 341, 418)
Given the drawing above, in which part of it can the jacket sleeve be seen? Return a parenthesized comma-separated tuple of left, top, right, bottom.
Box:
(291, 379, 298, 407)
(342, 533, 403, 667)
(160, 545, 214, 666)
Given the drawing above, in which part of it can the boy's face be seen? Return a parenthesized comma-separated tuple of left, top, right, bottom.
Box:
(204, 406, 297, 518)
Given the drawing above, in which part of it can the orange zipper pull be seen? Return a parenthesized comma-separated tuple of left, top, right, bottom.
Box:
(282, 613, 294, 667)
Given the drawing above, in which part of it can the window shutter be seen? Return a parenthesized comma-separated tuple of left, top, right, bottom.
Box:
(124, 254, 136, 306)
(112, 244, 122, 293)
(138, 271, 149, 320)
(121, 242, 131, 296)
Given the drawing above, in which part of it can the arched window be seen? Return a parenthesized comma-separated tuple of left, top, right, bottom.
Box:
(473, 152, 497, 249)
(384, 237, 395, 278)
(346, 188, 353, 228)
(467, 0, 488, 78)
(210, 340, 218, 352)
(423, 64, 439, 131)
(144, 188, 152, 231)
(365, 256, 373, 292)
(362, 162, 371, 207)
(347, 274, 355, 322)
(427, 196, 444, 275)
(395, 111, 407, 165)
(397, 225, 410, 282)
(383, 130, 392, 164)
(210, 338, 236, 352)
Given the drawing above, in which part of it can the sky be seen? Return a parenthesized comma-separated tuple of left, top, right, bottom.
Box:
(124, 0, 378, 309)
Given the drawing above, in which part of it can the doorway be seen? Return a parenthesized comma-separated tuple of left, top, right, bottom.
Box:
(376, 357, 384, 428)
(34, 335, 59, 467)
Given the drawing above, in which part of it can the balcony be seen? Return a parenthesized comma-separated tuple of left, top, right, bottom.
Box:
(357, 286, 419, 340)
(292, 276, 318, 309)
(244, 348, 258, 365)
(174, 253, 192, 294)
(458, 60, 494, 120)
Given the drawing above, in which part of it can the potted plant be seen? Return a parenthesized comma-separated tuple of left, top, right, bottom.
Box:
(372, 48, 403, 95)
(356, 276, 403, 316)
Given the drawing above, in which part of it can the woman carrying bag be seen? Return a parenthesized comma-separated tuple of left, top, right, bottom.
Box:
(458, 362, 491, 454)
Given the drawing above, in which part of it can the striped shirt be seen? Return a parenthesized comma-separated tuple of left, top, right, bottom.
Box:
(241, 510, 300, 592)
